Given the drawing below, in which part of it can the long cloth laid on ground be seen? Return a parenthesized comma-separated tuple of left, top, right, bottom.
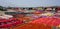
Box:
(13, 17, 60, 29)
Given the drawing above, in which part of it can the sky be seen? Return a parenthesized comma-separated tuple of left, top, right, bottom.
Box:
(0, 0, 60, 7)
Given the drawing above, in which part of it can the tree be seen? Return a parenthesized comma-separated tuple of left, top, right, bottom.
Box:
(0, 6, 3, 11)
